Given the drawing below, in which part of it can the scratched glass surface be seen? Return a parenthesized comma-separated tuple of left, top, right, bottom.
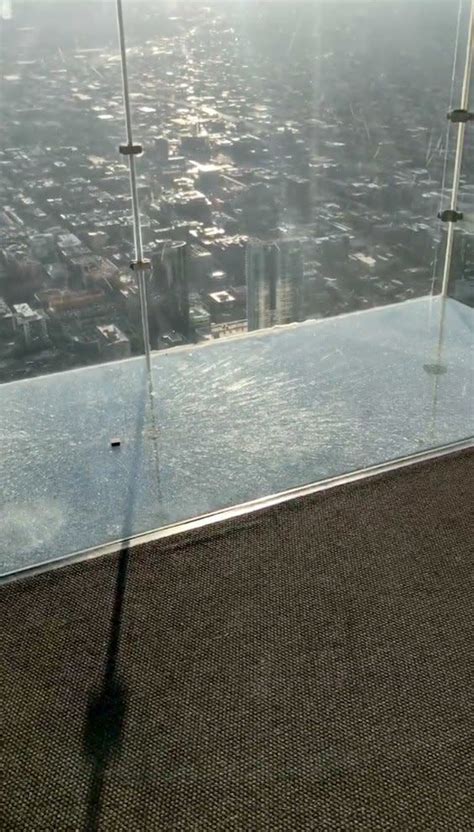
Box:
(1, 297, 472, 574)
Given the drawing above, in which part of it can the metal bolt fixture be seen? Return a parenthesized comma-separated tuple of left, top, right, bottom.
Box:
(447, 109, 474, 123)
(438, 209, 463, 223)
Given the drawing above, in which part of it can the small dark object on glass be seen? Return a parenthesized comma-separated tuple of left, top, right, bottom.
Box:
(447, 109, 474, 123)
(438, 209, 463, 223)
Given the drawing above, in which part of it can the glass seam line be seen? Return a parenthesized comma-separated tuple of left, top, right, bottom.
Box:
(116, 0, 152, 370)
(442, 0, 474, 295)
(430, 0, 463, 297)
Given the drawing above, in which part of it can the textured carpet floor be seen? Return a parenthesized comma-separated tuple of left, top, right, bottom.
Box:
(2, 450, 474, 831)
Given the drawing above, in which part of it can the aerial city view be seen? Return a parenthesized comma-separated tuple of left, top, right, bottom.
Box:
(0, 0, 472, 382)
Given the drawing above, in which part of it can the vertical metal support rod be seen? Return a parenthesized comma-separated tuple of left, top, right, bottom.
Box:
(116, 0, 151, 372)
(441, 0, 473, 296)
(135, 264, 152, 374)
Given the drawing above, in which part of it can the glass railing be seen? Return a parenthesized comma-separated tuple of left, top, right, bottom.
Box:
(0, 0, 472, 577)
(448, 73, 474, 305)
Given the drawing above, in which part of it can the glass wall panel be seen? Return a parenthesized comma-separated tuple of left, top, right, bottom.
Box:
(0, 1, 154, 577)
(117, 0, 473, 549)
(122, 0, 471, 348)
(0, 0, 141, 385)
(1, 0, 472, 578)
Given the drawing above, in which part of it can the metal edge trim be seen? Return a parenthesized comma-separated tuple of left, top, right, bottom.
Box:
(1, 436, 472, 586)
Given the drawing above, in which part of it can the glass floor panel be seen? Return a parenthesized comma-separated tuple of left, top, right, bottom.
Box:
(1, 296, 472, 576)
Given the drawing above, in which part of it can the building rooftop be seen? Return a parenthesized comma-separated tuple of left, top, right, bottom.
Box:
(209, 290, 236, 304)
(97, 323, 128, 344)
(12, 302, 43, 321)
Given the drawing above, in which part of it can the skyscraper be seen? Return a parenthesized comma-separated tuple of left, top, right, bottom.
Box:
(246, 239, 304, 331)
(13, 303, 48, 349)
(285, 176, 312, 223)
(151, 240, 190, 338)
(246, 242, 277, 332)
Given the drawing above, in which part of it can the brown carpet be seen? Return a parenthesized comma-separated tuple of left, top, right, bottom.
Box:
(2, 450, 474, 831)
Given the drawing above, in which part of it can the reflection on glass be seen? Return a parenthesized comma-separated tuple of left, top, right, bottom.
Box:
(0, 1, 471, 383)
(122, 0, 470, 350)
